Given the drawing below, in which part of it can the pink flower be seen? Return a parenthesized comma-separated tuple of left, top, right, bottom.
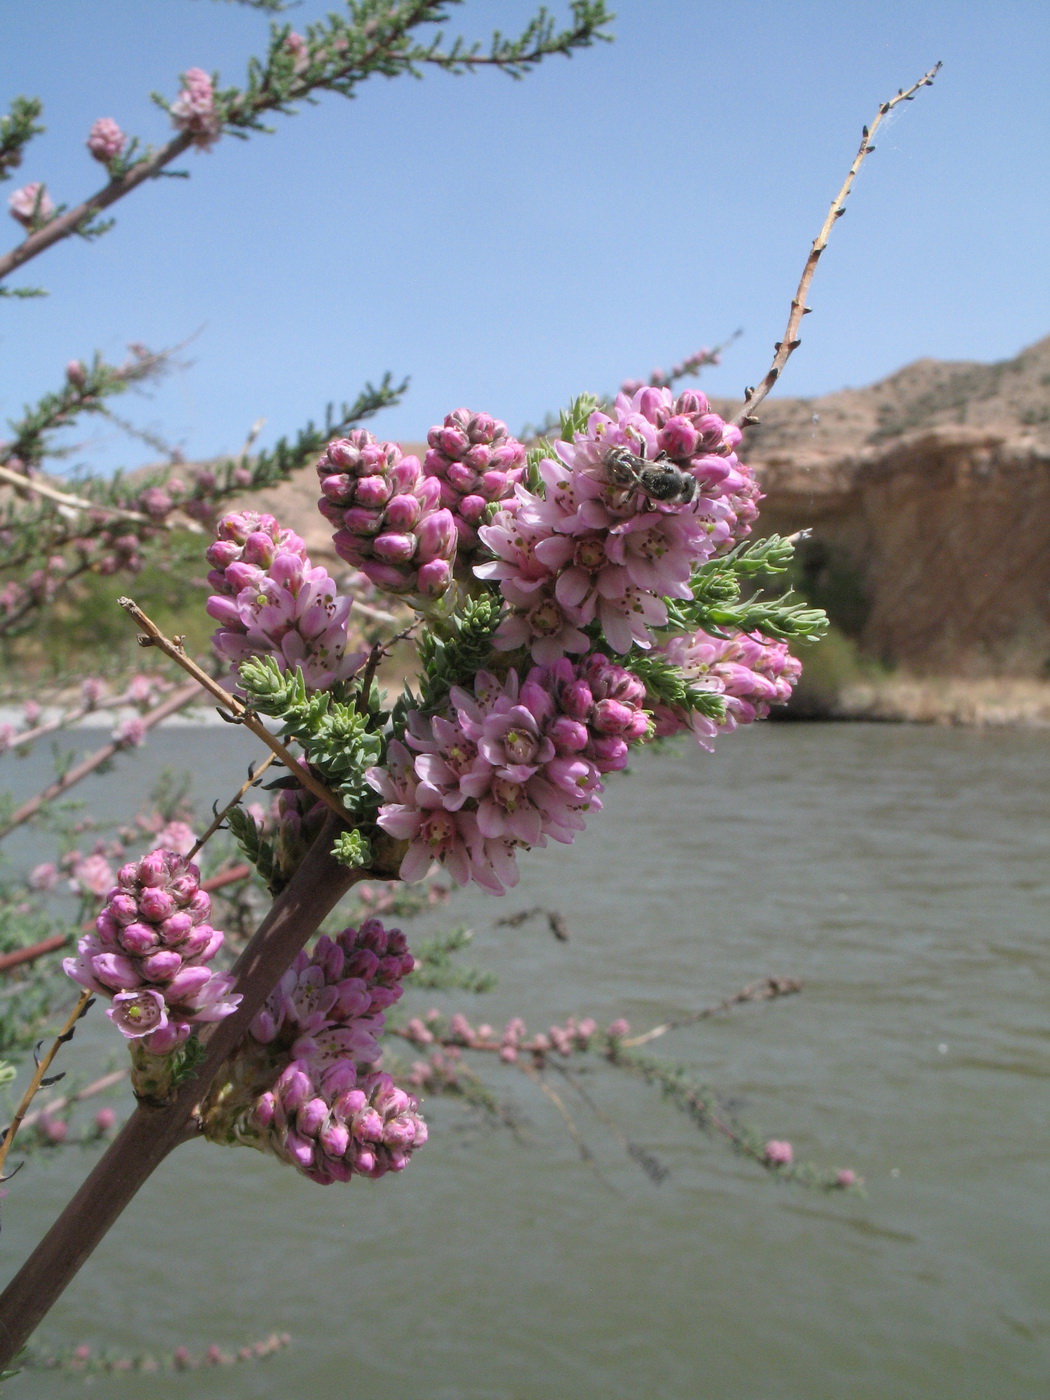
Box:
(203, 921, 423, 1184)
(207, 511, 365, 692)
(423, 408, 525, 564)
(170, 67, 222, 149)
(107, 988, 169, 1040)
(764, 1139, 794, 1167)
(152, 821, 196, 857)
(69, 853, 115, 899)
(28, 862, 59, 892)
(86, 117, 125, 163)
(316, 431, 457, 599)
(94, 1107, 117, 1133)
(8, 182, 53, 228)
(64, 848, 240, 1052)
(836, 1168, 857, 1189)
(113, 715, 146, 748)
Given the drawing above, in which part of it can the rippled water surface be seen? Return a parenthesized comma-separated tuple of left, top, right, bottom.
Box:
(2, 723, 1048, 1399)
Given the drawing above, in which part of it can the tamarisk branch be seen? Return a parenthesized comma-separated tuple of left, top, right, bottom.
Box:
(732, 61, 941, 429)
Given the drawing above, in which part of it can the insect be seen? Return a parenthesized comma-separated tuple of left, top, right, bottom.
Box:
(599, 444, 698, 508)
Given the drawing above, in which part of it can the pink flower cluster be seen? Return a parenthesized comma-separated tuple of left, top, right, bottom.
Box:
(63, 850, 240, 1053)
(423, 409, 526, 564)
(206, 510, 365, 691)
(650, 627, 802, 747)
(8, 182, 53, 228)
(86, 118, 125, 164)
(368, 658, 649, 893)
(170, 67, 222, 149)
(316, 431, 456, 599)
(477, 386, 760, 660)
(205, 921, 426, 1184)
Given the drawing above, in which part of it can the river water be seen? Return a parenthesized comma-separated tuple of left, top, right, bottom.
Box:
(0, 722, 1047, 1399)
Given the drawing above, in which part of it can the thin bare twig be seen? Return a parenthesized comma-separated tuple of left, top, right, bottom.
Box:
(517, 1059, 610, 1186)
(118, 597, 354, 827)
(0, 989, 92, 1177)
(0, 462, 167, 527)
(21, 1069, 128, 1131)
(188, 753, 276, 861)
(731, 62, 941, 429)
(621, 976, 803, 1048)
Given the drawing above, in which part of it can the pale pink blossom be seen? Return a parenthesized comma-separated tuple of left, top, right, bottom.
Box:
(8, 182, 54, 227)
(764, 1139, 794, 1167)
(86, 117, 125, 163)
(170, 67, 222, 149)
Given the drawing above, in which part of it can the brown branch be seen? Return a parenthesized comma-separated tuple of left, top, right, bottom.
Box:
(0, 133, 195, 284)
(620, 976, 803, 1048)
(0, 810, 386, 1365)
(731, 62, 941, 429)
(0, 681, 200, 841)
(119, 598, 355, 827)
(0, 990, 92, 1177)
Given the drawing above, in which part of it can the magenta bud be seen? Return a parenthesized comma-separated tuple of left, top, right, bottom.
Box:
(319, 1120, 350, 1158)
(385, 493, 422, 530)
(416, 558, 453, 598)
(352, 1107, 384, 1142)
(341, 506, 384, 536)
(165, 964, 212, 1001)
(366, 985, 400, 1011)
(138, 887, 176, 922)
(250, 1008, 278, 1043)
(119, 922, 160, 955)
(373, 532, 417, 564)
(91, 952, 141, 990)
(253, 1091, 276, 1128)
(158, 911, 193, 943)
(415, 508, 455, 562)
(137, 852, 169, 887)
(141, 949, 183, 982)
(334, 1088, 366, 1119)
(298, 1097, 329, 1138)
(107, 892, 139, 925)
(354, 474, 394, 507)
(277, 1064, 312, 1111)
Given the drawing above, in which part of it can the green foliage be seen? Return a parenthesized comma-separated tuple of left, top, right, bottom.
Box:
(413, 592, 503, 716)
(606, 1044, 850, 1191)
(406, 927, 498, 993)
(0, 96, 44, 183)
(332, 829, 372, 870)
(558, 392, 600, 441)
(236, 658, 383, 812)
(0, 530, 211, 673)
(4, 348, 171, 474)
(226, 802, 280, 891)
(622, 652, 727, 722)
(664, 535, 829, 645)
(152, 2, 613, 138)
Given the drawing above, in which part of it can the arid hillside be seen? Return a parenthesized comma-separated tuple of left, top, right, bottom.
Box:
(722, 336, 1050, 678)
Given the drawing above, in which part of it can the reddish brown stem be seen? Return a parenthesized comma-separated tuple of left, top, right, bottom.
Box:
(0, 813, 364, 1366)
(0, 681, 200, 841)
(0, 133, 194, 284)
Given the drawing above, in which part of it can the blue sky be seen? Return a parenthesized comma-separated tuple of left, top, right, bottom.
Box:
(2, 0, 1048, 476)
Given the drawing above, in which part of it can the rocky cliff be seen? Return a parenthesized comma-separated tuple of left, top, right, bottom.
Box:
(729, 335, 1050, 679)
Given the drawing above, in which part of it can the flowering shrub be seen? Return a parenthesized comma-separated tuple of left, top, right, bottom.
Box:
(0, 2, 935, 1371)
